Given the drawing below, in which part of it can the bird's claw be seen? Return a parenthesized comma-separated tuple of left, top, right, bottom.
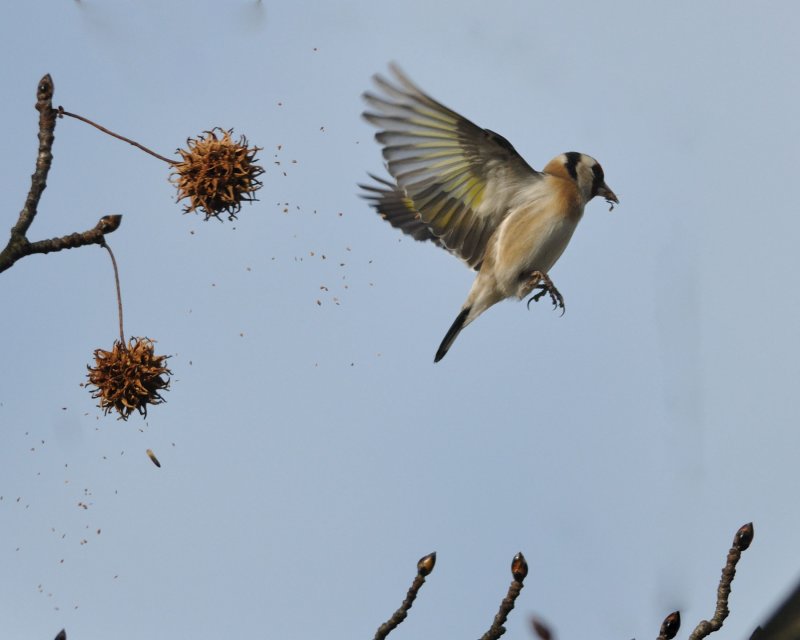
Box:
(525, 271, 565, 316)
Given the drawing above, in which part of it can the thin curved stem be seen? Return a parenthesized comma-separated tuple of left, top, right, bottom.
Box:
(101, 241, 125, 344)
(57, 108, 176, 164)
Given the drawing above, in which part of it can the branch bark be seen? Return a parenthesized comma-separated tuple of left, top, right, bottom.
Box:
(0, 75, 122, 274)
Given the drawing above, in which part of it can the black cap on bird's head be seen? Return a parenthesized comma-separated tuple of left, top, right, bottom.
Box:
(559, 151, 618, 210)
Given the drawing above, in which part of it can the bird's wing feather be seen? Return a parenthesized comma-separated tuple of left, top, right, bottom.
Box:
(359, 173, 443, 246)
(363, 64, 542, 269)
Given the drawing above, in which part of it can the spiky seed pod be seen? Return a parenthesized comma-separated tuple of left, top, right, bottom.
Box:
(171, 127, 264, 221)
(86, 337, 171, 420)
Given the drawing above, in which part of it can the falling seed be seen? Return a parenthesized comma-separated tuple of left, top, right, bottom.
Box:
(146, 449, 161, 468)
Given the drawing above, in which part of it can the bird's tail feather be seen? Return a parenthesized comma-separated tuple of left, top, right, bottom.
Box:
(434, 307, 470, 363)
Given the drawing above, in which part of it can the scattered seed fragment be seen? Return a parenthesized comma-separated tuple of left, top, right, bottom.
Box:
(146, 449, 161, 468)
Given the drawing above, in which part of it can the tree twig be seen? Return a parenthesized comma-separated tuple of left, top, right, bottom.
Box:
(479, 552, 528, 640)
(14, 75, 57, 238)
(688, 522, 754, 640)
(373, 552, 436, 640)
(0, 75, 123, 274)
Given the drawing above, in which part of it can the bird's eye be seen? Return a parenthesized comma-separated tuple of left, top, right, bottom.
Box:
(590, 164, 605, 197)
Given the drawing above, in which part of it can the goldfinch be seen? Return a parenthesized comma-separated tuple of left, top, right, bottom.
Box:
(361, 65, 618, 362)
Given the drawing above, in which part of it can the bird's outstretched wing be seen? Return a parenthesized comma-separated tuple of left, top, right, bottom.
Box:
(359, 173, 442, 246)
(362, 64, 542, 269)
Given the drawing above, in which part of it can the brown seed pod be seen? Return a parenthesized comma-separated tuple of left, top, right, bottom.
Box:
(171, 128, 264, 221)
(86, 337, 171, 420)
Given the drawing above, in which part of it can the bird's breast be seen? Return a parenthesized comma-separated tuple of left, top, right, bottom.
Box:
(490, 180, 584, 293)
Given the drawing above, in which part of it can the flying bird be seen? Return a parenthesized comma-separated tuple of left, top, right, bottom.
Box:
(361, 65, 618, 362)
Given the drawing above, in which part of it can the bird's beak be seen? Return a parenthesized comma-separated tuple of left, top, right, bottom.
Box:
(597, 183, 618, 210)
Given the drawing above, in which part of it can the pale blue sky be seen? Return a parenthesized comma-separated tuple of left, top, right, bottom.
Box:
(2, 2, 800, 639)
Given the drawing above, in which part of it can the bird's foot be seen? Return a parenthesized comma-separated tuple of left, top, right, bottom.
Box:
(525, 271, 565, 316)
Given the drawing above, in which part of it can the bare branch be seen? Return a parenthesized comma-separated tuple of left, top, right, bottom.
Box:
(373, 552, 436, 640)
(13, 74, 57, 238)
(479, 552, 528, 640)
(1, 215, 122, 273)
(688, 522, 754, 640)
(1, 75, 123, 274)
